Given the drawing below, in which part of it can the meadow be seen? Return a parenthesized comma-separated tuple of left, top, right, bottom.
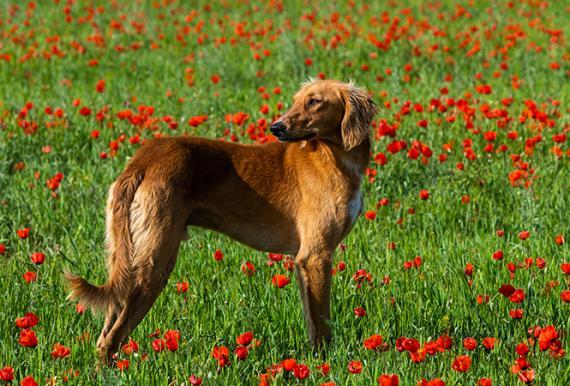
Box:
(0, 0, 569, 385)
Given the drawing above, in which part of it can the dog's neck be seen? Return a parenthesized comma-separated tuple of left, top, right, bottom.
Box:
(296, 138, 370, 184)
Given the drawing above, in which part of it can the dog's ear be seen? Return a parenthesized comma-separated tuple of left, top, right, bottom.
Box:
(341, 84, 377, 150)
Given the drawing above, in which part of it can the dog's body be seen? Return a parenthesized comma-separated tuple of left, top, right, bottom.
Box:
(66, 80, 376, 364)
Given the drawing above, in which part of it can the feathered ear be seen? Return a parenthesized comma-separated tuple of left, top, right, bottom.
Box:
(341, 84, 377, 150)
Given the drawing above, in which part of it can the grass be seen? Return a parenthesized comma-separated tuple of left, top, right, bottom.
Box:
(0, 0, 568, 385)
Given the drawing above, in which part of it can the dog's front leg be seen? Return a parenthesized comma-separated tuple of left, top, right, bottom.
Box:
(294, 248, 333, 350)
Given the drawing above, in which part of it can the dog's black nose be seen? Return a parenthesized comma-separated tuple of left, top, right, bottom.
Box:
(270, 121, 286, 137)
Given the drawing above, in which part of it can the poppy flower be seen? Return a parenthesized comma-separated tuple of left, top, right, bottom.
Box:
(241, 261, 255, 276)
(509, 309, 523, 319)
(20, 375, 38, 386)
(364, 334, 383, 350)
(18, 329, 38, 348)
(23, 271, 37, 283)
(378, 374, 399, 386)
(282, 358, 297, 371)
(561, 290, 570, 303)
(189, 374, 202, 385)
(401, 338, 420, 353)
(164, 329, 180, 351)
(555, 234, 565, 245)
(518, 231, 530, 240)
(0, 367, 14, 381)
(418, 378, 445, 386)
(271, 274, 290, 288)
(213, 249, 224, 261)
(492, 250, 503, 260)
(176, 282, 189, 293)
(509, 289, 525, 303)
(0, 243, 5, 254)
(354, 307, 366, 317)
(235, 346, 248, 360)
(211, 345, 229, 367)
(347, 360, 362, 374)
(294, 364, 310, 379)
(538, 325, 558, 351)
(477, 379, 492, 386)
(51, 343, 71, 359)
(316, 362, 330, 376)
(121, 339, 138, 355)
(116, 359, 129, 371)
(236, 331, 253, 346)
(482, 337, 496, 350)
(17, 228, 30, 239)
(419, 190, 430, 200)
(518, 369, 535, 384)
(516, 343, 530, 356)
(463, 337, 477, 351)
(464, 263, 473, 276)
(16, 312, 39, 329)
(365, 210, 377, 220)
(30, 252, 45, 265)
(452, 355, 472, 372)
(498, 284, 516, 297)
(561, 263, 570, 275)
(152, 339, 165, 352)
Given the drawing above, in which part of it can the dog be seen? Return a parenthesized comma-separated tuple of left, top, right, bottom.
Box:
(65, 79, 376, 364)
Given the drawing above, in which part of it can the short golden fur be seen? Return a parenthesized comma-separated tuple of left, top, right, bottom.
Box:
(65, 79, 376, 364)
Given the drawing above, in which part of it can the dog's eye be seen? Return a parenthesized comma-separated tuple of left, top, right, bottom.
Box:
(307, 98, 320, 107)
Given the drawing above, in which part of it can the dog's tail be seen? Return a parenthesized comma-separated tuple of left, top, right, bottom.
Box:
(65, 169, 144, 312)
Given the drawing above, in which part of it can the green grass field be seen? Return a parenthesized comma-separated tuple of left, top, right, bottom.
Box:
(1, 1, 568, 385)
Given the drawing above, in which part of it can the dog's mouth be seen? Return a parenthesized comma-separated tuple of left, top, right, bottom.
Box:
(275, 132, 317, 142)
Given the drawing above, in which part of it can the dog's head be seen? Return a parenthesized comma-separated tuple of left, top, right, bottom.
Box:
(270, 79, 376, 150)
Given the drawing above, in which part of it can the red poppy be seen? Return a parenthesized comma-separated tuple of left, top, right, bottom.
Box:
(176, 282, 189, 293)
(16, 312, 39, 329)
(401, 338, 420, 353)
(437, 335, 453, 350)
(518, 369, 535, 383)
(463, 337, 477, 351)
(20, 375, 38, 386)
(271, 274, 290, 288)
(95, 79, 105, 93)
(188, 374, 202, 385)
(241, 261, 255, 276)
(282, 358, 296, 371)
(364, 334, 383, 350)
(354, 307, 366, 317)
(164, 329, 180, 351)
(294, 364, 310, 379)
(121, 339, 139, 355)
(236, 331, 253, 346)
(316, 362, 330, 376)
(235, 346, 248, 360)
(509, 289, 525, 303)
(516, 343, 529, 356)
(561, 290, 570, 303)
(213, 249, 224, 261)
(23, 271, 37, 283)
(51, 343, 71, 359)
(561, 263, 570, 275)
(482, 337, 496, 350)
(30, 252, 45, 265)
(152, 339, 165, 352)
(538, 325, 558, 351)
(419, 190, 430, 200)
(378, 374, 399, 386)
(19, 329, 38, 348)
(0, 243, 5, 254)
(555, 234, 565, 245)
(211, 345, 229, 367)
(509, 309, 523, 319)
(365, 210, 377, 220)
(75, 304, 85, 314)
(17, 228, 30, 239)
(0, 367, 14, 382)
(518, 231, 530, 240)
(418, 379, 445, 386)
(492, 250, 503, 260)
(452, 355, 472, 372)
(116, 359, 129, 371)
(464, 263, 473, 276)
(477, 378, 492, 386)
(498, 284, 516, 297)
(347, 360, 362, 374)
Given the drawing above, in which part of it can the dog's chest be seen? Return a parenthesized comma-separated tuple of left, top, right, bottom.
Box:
(346, 189, 363, 229)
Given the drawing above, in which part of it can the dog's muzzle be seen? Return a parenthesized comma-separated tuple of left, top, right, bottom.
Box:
(270, 121, 287, 138)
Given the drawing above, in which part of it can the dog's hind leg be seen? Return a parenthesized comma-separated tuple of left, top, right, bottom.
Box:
(96, 184, 188, 363)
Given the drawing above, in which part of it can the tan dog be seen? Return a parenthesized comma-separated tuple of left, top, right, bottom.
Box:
(65, 79, 376, 364)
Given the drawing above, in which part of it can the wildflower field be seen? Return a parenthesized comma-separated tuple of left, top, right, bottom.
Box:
(1, 1, 569, 385)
